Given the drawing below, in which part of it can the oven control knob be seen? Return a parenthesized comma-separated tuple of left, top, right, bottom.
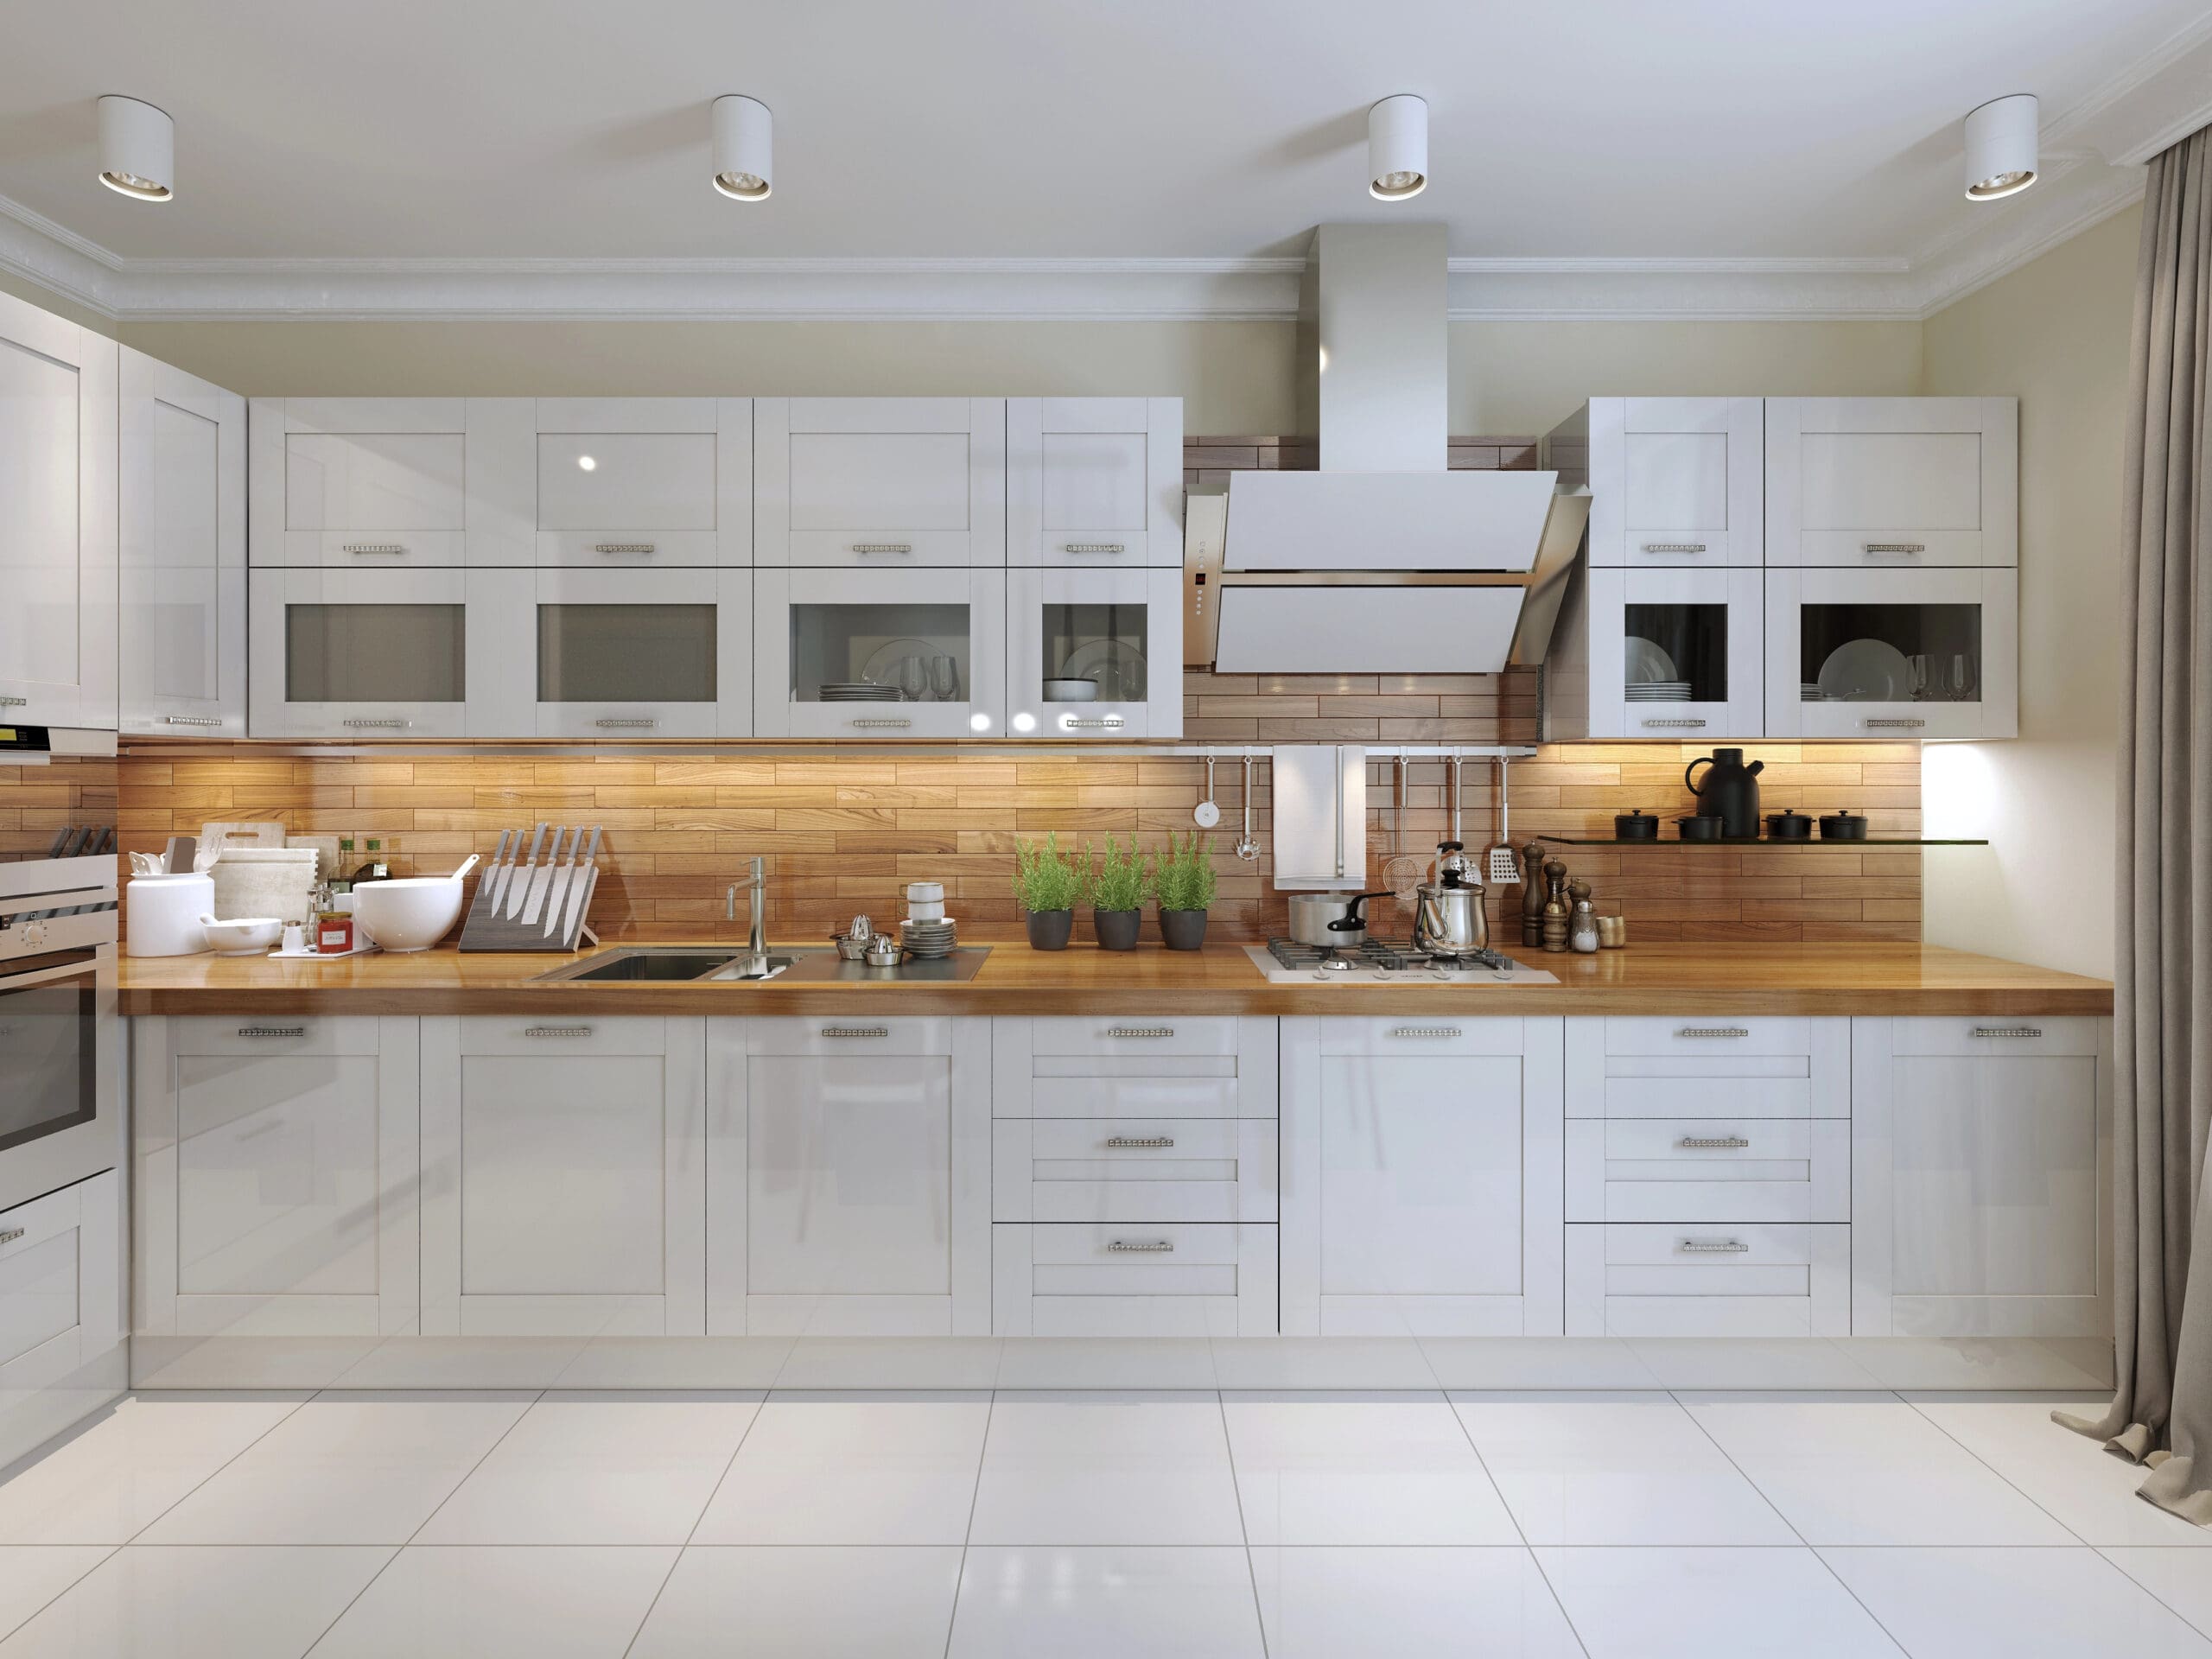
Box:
(18, 919, 44, 948)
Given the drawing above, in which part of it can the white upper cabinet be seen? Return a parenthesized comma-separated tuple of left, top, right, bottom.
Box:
(0, 293, 116, 728)
(1573, 397, 1762, 569)
(755, 565, 1006, 739)
(1007, 565, 1182, 739)
(249, 397, 537, 568)
(119, 349, 245, 736)
(531, 397, 750, 566)
(1546, 565, 1764, 742)
(1766, 397, 2017, 567)
(1767, 566, 2018, 740)
(754, 397, 1006, 566)
(1007, 397, 1181, 566)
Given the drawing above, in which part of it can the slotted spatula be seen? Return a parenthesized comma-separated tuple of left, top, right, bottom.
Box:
(1484, 756, 1523, 887)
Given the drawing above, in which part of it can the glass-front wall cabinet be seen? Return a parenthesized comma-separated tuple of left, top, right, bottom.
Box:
(1007, 567, 1182, 738)
(249, 569, 480, 737)
(1558, 567, 1763, 741)
(1766, 568, 2017, 739)
(754, 568, 1005, 737)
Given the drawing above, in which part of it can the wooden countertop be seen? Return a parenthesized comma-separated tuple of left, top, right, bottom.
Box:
(119, 940, 2114, 1018)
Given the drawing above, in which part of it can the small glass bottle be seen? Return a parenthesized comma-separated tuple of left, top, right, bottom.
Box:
(1571, 896, 1600, 953)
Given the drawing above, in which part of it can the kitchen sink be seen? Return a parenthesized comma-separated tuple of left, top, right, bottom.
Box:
(531, 948, 796, 984)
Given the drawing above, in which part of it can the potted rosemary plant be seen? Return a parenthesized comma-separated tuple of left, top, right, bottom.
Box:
(1085, 834, 1150, 951)
(1153, 830, 1217, 950)
(1010, 832, 1083, 950)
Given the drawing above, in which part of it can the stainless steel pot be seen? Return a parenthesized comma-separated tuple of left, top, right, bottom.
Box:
(1414, 881, 1488, 956)
(1286, 889, 1390, 948)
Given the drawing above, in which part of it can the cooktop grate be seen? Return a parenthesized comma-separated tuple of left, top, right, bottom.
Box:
(1263, 936, 1517, 974)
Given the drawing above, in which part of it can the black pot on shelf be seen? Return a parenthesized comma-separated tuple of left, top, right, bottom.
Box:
(1159, 908, 1209, 951)
(1819, 809, 1870, 842)
(1026, 908, 1074, 950)
(1675, 814, 1726, 842)
(1615, 808, 1660, 842)
(1093, 907, 1141, 951)
(1765, 809, 1814, 841)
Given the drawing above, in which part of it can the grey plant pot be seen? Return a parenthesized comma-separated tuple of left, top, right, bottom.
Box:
(1159, 908, 1210, 951)
(1093, 907, 1142, 951)
(1025, 908, 1074, 950)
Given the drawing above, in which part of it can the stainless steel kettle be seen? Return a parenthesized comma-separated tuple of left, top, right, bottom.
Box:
(1414, 841, 1488, 957)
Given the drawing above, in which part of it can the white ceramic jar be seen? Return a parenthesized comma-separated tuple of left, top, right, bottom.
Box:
(126, 872, 215, 956)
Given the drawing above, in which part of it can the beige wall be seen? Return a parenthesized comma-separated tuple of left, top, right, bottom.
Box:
(1919, 207, 2139, 977)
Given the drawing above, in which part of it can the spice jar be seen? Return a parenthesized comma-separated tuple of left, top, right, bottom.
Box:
(315, 909, 354, 953)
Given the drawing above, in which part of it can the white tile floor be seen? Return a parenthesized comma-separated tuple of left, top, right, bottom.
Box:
(0, 1383, 2201, 1657)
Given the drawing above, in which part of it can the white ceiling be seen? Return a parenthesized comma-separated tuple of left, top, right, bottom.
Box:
(2, 0, 2209, 319)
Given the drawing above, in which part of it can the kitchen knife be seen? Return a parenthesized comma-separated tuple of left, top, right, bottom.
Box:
(520, 826, 567, 927)
(480, 829, 516, 914)
(506, 823, 547, 918)
(540, 824, 583, 938)
(556, 825, 601, 946)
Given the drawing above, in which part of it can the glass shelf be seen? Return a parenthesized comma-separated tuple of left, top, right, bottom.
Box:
(1537, 836, 1987, 847)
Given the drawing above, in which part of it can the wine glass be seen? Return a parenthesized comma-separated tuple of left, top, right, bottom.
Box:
(931, 654, 960, 703)
(898, 657, 928, 702)
(1949, 653, 1976, 702)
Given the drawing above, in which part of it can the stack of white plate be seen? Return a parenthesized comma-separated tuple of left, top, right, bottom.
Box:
(819, 683, 903, 702)
(899, 917, 958, 958)
(1800, 682, 1825, 702)
(1625, 681, 1693, 702)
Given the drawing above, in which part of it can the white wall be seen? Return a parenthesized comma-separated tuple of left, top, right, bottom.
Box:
(1919, 207, 2139, 977)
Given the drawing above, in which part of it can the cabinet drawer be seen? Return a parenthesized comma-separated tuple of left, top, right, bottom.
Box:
(1014, 1072, 1243, 1120)
(745, 1016, 956, 1058)
(1319, 1017, 1529, 1057)
(1602, 1017, 1815, 1055)
(1566, 1223, 1848, 1336)
(453, 1015, 679, 1057)
(172, 1015, 379, 1057)
(994, 1117, 1275, 1224)
(1888, 1016, 2103, 1057)
(1567, 1117, 1848, 1223)
(994, 1222, 1275, 1337)
(1029, 1016, 1241, 1057)
(1572, 1016, 1849, 1117)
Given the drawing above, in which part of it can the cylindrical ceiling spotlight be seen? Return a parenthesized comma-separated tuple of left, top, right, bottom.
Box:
(712, 94, 772, 200)
(97, 95, 173, 201)
(1368, 94, 1427, 201)
(1963, 93, 2037, 200)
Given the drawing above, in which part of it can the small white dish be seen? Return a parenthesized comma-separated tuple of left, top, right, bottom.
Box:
(200, 915, 283, 956)
(1043, 677, 1099, 702)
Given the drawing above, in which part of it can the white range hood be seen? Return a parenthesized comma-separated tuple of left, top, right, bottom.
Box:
(1183, 223, 1588, 676)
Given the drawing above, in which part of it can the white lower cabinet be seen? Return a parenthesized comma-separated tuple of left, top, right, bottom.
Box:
(1281, 1016, 1563, 1336)
(708, 1018, 991, 1336)
(421, 1016, 706, 1336)
(0, 1173, 120, 1410)
(1852, 1016, 2110, 1338)
(133, 1016, 420, 1338)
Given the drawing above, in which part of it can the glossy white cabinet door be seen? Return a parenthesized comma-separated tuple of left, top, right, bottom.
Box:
(1280, 1016, 1564, 1336)
(1852, 1016, 2110, 1337)
(754, 397, 1005, 566)
(1766, 565, 2018, 740)
(420, 1016, 706, 1337)
(1007, 397, 1181, 566)
(707, 1017, 990, 1336)
(133, 1017, 419, 1338)
(532, 397, 750, 566)
(119, 348, 245, 736)
(1579, 397, 1762, 569)
(0, 1172, 120, 1465)
(1767, 397, 2017, 567)
(1006, 564, 1181, 738)
(754, 565, 1005, 738)
(0, 293, 116, 728)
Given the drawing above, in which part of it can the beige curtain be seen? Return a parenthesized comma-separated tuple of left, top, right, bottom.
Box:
(2055, 127, 2212, 1527)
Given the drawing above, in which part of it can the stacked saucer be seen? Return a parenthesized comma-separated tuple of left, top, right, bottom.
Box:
(820, 683, 902, 702)
(1626, 680, 1692, 702)
(899, 917, 958, 958)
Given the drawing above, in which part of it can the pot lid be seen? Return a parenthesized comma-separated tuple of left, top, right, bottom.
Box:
(1618, 807, 1657, 822)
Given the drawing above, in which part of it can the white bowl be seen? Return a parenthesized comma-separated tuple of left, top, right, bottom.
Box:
(353, 877, 467, 953)
(199, 915, 283, 957)
(1044, 677, 1099, 702)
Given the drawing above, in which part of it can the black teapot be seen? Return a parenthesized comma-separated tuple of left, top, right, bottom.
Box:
(1684, 747, 1764, 839)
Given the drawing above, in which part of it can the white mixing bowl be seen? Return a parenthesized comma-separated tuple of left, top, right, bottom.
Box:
(353, 877, 467, 952)
(199, 914, 283, 956)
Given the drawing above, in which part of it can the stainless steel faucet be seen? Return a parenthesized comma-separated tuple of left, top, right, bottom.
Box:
(726, 855, 770, 975)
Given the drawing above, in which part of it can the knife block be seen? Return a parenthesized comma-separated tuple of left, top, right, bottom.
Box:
(457, 831, 601, 953)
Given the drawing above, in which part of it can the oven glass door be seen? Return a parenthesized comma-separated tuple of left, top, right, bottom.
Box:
(0, 954, 98, 1156)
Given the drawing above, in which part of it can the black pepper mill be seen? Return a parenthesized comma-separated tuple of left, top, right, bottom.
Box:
(1519, 842, 1547, 948)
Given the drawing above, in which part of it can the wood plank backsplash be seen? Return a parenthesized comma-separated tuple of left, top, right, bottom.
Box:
(2, 434, 1920, 946)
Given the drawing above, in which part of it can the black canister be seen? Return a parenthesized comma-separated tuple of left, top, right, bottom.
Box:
(1685, 747, 1764, 839)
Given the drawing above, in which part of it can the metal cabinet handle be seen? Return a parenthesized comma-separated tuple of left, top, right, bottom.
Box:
(1391, 1026, 1462, 1039)
(1678, 1238, 1750, 1254)
(1864, 718, 1926, 728)
(1678, 1135, 1751, 1150)
(1108, 1239, 1173, 1253)
(1970, 1026, 2043, 1039)
(0, 696, 26, 707)
(0, 1229, 24, 1247)
(162, 715, 225, 727)
(1105, 1136, 1175, 1148)
(1677, 1027, 1749, 1039)
(1640, 543, 1707, 554)
(524, 1025, 594, 1038)
(820, 1026, 889, 1039)
(238, 1026, 305, 1039)
(342, 718, 412, 729)
(851, 543, 912, 555)
(1107, 1027, 1173, 1039)
(849, 718, 912, 729)
(1863, 543, 1925, 555)
(1066, 717, 1126, 728)
(1641, 718, 1707, 728)
(594, 543, 656, 555)
(342, 543, 407, 556)
(595, 718, 658, 728)
(1063, 543, 1126, 555)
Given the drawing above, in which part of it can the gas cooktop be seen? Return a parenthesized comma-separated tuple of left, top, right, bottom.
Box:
(1243, 938, 1559, 985)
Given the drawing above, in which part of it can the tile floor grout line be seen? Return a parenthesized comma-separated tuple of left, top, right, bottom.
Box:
(2088, 1542, 2212, 1641)
(1216, 1389, 1273, 1659)
(112, 1385, 320, 1547)
(1670, 1389, 1916, 1658)
(0, 1543, 118, 1646)
(296, 1386, 548, 1657)
(941, 1389, 998, 1659)
(1894, 1389, 2101, 1549)
(618, 1383, 773, 1659)
(1439, 1384, 1594, 1657)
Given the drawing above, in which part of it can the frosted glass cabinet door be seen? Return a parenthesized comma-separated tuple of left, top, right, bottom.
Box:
(0, 293, 116, 728)
(1007, 565, 1182, 737)
(1007, 397, 1182, 566)
(119, 348, 246, 736)
(755, 565, 1006, 738)
(1766, 397, 2017, 567)
(248, 567, 489, 737)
